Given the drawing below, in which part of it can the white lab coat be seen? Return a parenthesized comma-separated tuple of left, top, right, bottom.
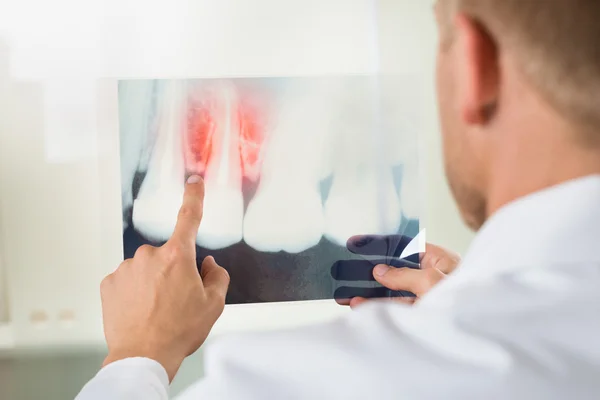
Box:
(76, 175, 600, 399)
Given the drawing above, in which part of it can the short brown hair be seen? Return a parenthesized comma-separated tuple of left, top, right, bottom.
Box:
(439, 0, 600, 140)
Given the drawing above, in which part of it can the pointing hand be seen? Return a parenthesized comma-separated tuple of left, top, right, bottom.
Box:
(100, 175, 230, 381)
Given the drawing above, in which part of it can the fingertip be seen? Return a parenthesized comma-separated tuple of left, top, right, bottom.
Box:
(335, 297, 351, 306)
(203, 255, 215, 264)
(200, 256, 213, 277)
(184, 175, 205, 199)
(186, 174, 203, 185)
(373, 264, 391, 278)
(202, 255, 230, 286)
(345, 235, 362, 247)
(394, 296, 416, 306)
(201, 255, 218, 273)
(346, 234, 374, 251)
(349, 297, 367, 309)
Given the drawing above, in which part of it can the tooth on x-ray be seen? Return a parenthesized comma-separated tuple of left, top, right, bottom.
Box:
(323, 82, 402, 246)
(324, 166, 402, 246)
(132, 81, 186, 242)
(118, 80, 157, 229)
(242, 81, 336, 253)
(185, 80, 265, 249)
(381, 76, 420, 221)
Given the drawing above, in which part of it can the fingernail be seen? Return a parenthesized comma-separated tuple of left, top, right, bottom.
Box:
(374, 264, 390, 277)
(187, 175, 201, 184)
(355, 237, 372, 247)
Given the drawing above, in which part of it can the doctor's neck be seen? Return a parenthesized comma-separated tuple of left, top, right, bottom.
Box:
(483, 95, 600, 221)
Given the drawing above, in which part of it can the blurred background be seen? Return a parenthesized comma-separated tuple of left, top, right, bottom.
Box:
(0, 0, 473, 398)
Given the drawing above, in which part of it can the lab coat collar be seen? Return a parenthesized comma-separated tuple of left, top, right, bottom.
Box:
(456, 174, 600, 279)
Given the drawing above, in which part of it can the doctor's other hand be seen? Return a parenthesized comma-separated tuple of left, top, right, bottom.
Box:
(100, 175, 230, 382)
(332, 235, 461, 308)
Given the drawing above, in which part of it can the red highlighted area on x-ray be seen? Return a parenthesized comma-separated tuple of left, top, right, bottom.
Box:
(184, 82, 267, 182)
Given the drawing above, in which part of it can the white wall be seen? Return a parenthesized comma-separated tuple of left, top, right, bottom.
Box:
(0, 0, 473, 351)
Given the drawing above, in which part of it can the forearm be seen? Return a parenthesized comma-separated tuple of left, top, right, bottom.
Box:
(75, 357, 170, 400)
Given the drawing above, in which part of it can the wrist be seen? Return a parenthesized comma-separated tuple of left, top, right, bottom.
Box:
(103, 346, 184, 382)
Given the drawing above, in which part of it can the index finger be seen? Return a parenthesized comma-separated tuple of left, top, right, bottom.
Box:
(170, 175, 205, 248)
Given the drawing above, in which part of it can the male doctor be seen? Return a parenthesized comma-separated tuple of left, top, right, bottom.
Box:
(77, 0, 600, 398)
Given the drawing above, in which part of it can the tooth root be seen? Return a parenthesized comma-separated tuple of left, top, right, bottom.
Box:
(118, 80, 156, 230)
(188, 81, 245, 249)
(132, 81, 186, 243)
(238, 92, 268, 182)
(137, 85, 161, 174)
(184, 95, 215, 176)
(322, 80, 403, 246)
(243, 83, 331, 253)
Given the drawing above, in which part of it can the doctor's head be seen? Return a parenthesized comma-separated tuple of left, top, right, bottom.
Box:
(433, 0, 600, 230)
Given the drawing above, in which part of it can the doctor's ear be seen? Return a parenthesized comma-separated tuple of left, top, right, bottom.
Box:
(453, 13, 500, 126)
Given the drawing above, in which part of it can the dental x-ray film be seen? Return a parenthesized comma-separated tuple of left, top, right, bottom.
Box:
(118, 76, 420, 304)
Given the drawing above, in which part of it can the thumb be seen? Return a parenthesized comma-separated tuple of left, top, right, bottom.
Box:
(372, 264, 445, 297)
(201, 256, 230, 301)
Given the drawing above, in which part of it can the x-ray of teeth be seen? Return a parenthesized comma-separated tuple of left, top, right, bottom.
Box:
(118, 76, 420, 304)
